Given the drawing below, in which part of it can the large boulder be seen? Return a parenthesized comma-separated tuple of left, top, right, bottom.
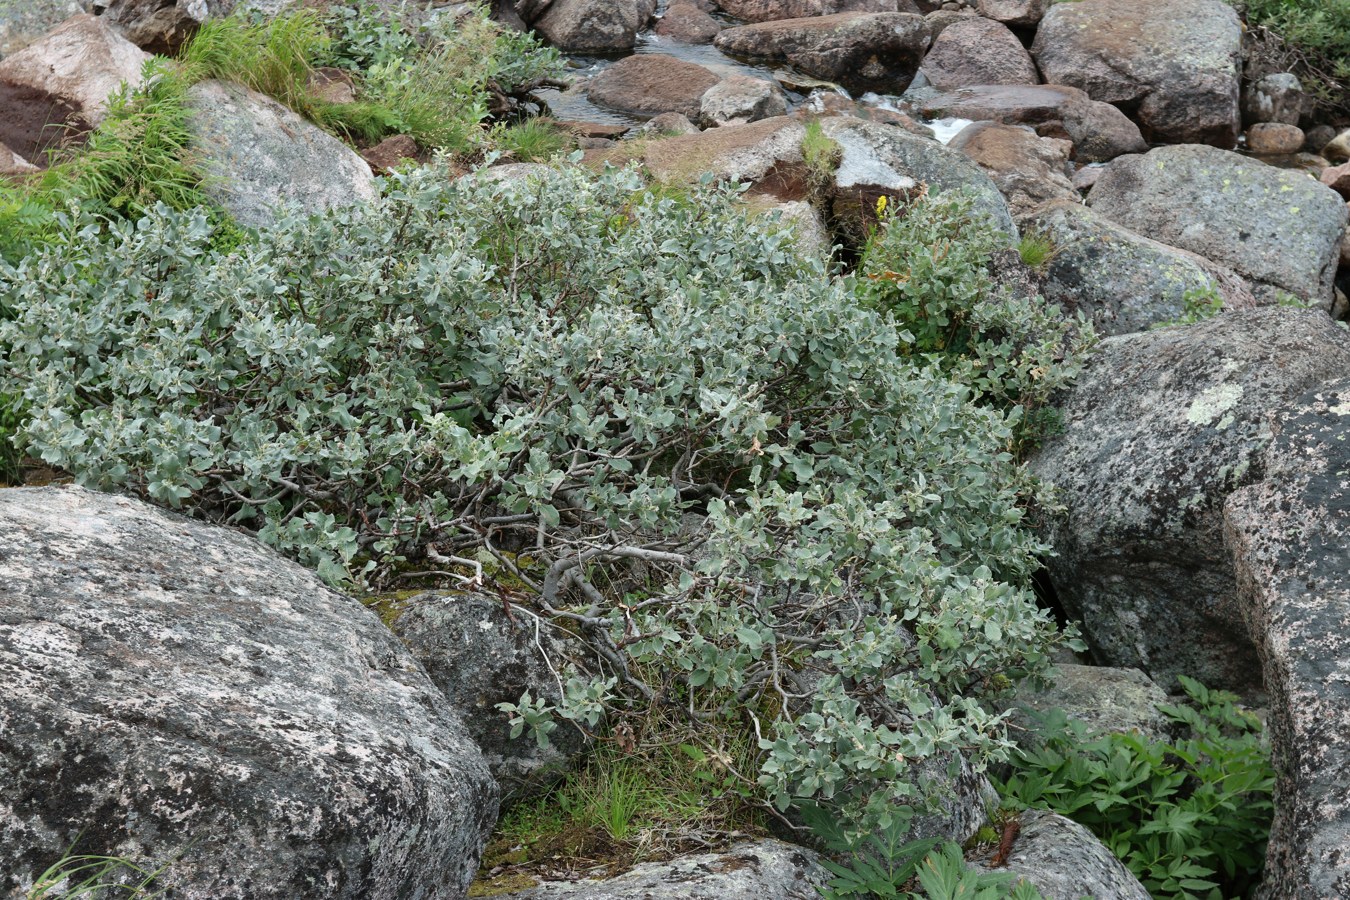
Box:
(588, 116, 808, 195)
(821, 115, 1016, 240)
(972, 810, 1152, 900)
(1087, 144, 1350, 307)
(390, 592, 591, 806)
(95, 0, 293, 48)
(186, 79, 378, 229)
(654, 0, 722, 42)
(0, 486, 498, 899)
(0, 0, 88, 58)
(1000, 664, 1174, 746)
(974, 0, 1049, 28)
(919, 16, 1038, 91)
(713, 0, 913, 24)
(533, 0, 655, 52)
(586, 54, 720, 120)
(1021, 200, 1257, 335)
(1243, 72, 1305, 127)
(714, 12, 930, 96)
(947, 122, 1075, 218)
(1224, 380, 1350, 900)
(1028, 308, 1350, 696)
(919, 84, 1146, 164)
(1031, 0, 1243, 147)
(499, 839, 832, 898)
(700, 74, 788, 127)
(0, 13, 147, 127)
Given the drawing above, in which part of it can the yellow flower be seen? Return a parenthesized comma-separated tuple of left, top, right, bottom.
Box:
(875, 195, 888, 217)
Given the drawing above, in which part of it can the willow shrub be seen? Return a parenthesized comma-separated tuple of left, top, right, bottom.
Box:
(0, 164, 1087, 838)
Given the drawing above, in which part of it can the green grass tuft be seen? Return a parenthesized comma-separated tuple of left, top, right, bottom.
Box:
(1017, 231, 1056, 270)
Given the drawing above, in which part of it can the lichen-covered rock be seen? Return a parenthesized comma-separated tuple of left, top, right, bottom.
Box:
(714, 12, 930, 96)
(918, 84, 1146, 164)
(700, 74, 787, 127)
(0, 485, 498, 899)
(1224, 380, 1350, 900)
(499, 839, 831, 898)
(586, 54, 720, 120)
(186, 79, 377, 228)
(654, 0, 722, 42)
(1001, 664, 1174, 745)
(390, 592, 591, 806)
(1031, 0, 1243, 147)
(974, 0, 1049, 27)
(948, 122, 1076, 218)
(713, 0, 911, 24)
(1242, 72, 1304, 127)
(591, 116, 807, 191)
(821, 115, 1016, 241)
(971, 811, 1151, 899)
(1087, 144, 1350, 307)
(1021, 200, 1257, 335)
(0, 0, 88, 58)
(533, 0, 655, 52)
(1029, 308, 1350, 696)
(0, 12, 147, 126)
(919, 16, 1038, 91)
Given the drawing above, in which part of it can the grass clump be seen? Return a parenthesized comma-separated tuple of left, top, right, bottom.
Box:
(491, 119, 570, 162)
(477, 734, 766, 888)
(0, 57, 214, 262)
(801, 119, 841, 194)
(999, 676, 1275, 900)
(1015, 231, 1056, 271)
(26, 843, 178, 900)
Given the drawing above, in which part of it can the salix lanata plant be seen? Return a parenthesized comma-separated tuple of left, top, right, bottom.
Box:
(0, 163, 1087, 837)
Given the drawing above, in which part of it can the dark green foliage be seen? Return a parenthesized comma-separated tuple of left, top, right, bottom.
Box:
(998, 676, 1275, 900)
(855, 191, 1093, 454)
(800, 803, 1044, 899)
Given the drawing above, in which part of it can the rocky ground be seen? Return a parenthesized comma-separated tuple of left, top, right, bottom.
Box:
(2, 0, 1349, 897)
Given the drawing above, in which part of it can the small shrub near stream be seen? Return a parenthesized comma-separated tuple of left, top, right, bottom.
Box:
(0, 165, 1091, 845)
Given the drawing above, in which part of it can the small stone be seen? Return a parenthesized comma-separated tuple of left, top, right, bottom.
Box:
(361, 134, 421, 174)
(1320, 162, 1350, 200)
(1323, 128, 1350, 164)
(1245, 122, 1305, 156)
(309, 66, 355, 105)
(975, 0, 1051, 27)
(641, 112, 699, 135)
(1304, 124, 1337, 155)
(1242, 72, 1304, 126)
(1071, 164, 1103, 193)
(0, 141, 38, 175)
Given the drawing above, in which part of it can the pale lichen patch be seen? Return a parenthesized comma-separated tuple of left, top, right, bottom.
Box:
(1186, 382, 1244, 427)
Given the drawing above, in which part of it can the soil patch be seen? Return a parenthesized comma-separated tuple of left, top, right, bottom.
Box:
(0, 78, 90, 167)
